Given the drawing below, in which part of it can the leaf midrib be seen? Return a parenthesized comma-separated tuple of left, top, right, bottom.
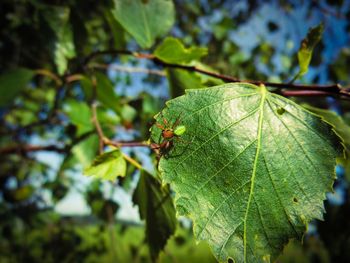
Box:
(243, 86, 267, 262)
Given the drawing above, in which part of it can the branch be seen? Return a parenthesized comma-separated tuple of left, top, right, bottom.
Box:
(90, 63, 166, 76)
(83, 49, 349, 99)
(0, 144, 65, 155)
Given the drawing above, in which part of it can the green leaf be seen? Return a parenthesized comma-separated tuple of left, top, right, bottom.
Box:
(133, 171, 177, 260)
(302, 104, 350, 150)
(0, 68, 34, 106)
(297, 23, 324, 76)
(152, 83, 343, 262)
(112, 0, 175, 48)
(84, 149, 126, 181)
(167, 68, 204, 97)
(81, 73, 120, 114)
(72, 134, 99, 168)
(43, 6, 76, 75)
(64, 100, 94, 136)
(155, 37, 208, 64)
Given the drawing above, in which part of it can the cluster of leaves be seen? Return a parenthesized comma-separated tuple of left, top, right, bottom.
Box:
(1, 0, 350, 263)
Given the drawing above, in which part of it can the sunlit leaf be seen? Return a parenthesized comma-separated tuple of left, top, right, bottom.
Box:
(84, 149, 126, 181)
(155, 37, 207, 64)
(0, 68, 34, 106)
(297, 23, 324, 76)
(112, 0, 175, 48)
(152, 83, 342, 262)
(133, 171, 177, 260)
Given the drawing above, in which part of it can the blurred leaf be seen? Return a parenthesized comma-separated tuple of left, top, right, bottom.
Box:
(81, 73, 120, 114)
(120, 103, 137, 123)
(133, 171, 177, 260)
(0, 68, 34, 106)
(43, 6, 76, 75)
(112, 0, 175, 48)
(167, 68, 203, 97)
(84, 149, 126, 181)
(154, 37, 207, 64)
(297, 23, 324, 76)
(10, 186, 34, 202)
(64, 100, 93, 136)
(72, 134, 99, 168)
(105, 10, 126, 49)
(152, 83, 342, 262)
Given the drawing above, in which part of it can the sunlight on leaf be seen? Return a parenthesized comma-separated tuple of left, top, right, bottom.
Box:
(297, 23, 324, 76)
(152, 83, 343, 262)
(84, 149, 126, 181)
(155, 37, 208, 64)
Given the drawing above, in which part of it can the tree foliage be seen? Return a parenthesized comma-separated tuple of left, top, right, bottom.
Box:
(0, 1, 350, 263)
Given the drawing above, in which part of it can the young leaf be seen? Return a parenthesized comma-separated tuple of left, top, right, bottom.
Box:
(112, 0, 175, 48)
(0, 68, 34, 106)
(84, 149, 126, 181)
(154, 37, 208, 64)
(151, 83, 343, 262)
(133, 171, 177, 260)
(297, 23, 324, 76)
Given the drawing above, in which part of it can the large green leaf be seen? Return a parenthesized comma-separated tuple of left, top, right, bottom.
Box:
(112, 0, 175, 48)
(133, 171, 177, 260)
(84, 149, 126, 181)
(155, 37, 207, 64)
(297, 23, 323, 76)
(0, 68, 34, 106)
(151, 83, 342, 262)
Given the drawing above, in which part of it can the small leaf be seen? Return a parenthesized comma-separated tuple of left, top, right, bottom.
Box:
(133, 171, 177, 260)
(64, 100, 94, 136)
(0, 68, 34, 106)
(155, 37, 208, 64)
(152, 83, 343, 262)
(297, 23, 324, 76)
(84, 149, 126, 181)
(112, 0, 175, 48)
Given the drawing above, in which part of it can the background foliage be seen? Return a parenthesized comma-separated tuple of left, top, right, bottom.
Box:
(0, 0, 349, 262)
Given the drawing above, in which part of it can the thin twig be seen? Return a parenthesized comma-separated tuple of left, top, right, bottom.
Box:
(83, 49, 348, 98)
(105, 139, 150, 148)
(90, 63, 166, 76)
(0, 144, 65, 155)
(91, 102, 106, 154)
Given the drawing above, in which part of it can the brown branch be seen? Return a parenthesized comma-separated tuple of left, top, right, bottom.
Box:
(90, 63, 166, 76)
(0, 144, 65, 155)
(91, 102, 106, 154)
(104, 139, 150, 148)
(83, 49, 349, 99)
